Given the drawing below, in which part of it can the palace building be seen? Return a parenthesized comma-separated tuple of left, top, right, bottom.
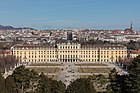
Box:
(11, 41, 128, 63)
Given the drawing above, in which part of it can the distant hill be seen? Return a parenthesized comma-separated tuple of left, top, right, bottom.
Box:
(0, 25, 34, 30)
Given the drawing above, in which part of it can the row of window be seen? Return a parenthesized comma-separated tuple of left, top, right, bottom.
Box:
(20, 59, 56, 62)
(13, 50, 127, 54)
(19, 57, 125, 62)
(59, 51, 78, 53)
(81, 59, 109, 62)
(16, 53, 126, 58)
(59, 55, 78, 58)
(59, 46, 78, 49)
(22, 55, 57, 58)
(13, 51, 56, 54)
(20, 59, 113, 62)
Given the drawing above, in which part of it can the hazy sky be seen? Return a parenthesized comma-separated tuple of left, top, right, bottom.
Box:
(0, 0, 140, 30)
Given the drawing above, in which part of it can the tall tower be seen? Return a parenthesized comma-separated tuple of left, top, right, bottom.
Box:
(67, 31, 73, 41)
(130, 22, 133, 30)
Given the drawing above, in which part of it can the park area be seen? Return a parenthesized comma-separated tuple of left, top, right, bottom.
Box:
(26, 62, 113, 80)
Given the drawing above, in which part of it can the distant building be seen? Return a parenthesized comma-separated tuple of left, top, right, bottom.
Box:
(0, 50, 11, 57)
(130, 49, 140, 58)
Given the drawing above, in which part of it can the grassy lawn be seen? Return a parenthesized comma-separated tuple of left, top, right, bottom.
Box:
(29, 63, 61, 66)
(75, 63, 107, 66)
(78, 68, 110, 73)
(29, 67, 60, 73)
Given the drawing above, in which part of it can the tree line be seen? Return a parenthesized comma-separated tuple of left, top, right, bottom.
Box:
(0, 55, 18, 73)
(107, 55, 140, 93)
(0, 66, 96, 93)
(1, 55, 140, 93)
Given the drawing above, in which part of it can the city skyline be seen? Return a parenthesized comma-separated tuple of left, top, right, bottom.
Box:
(0, 0, 140, 30)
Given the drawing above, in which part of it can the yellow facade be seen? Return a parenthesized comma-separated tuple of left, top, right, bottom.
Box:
(11, 43, 127, 63)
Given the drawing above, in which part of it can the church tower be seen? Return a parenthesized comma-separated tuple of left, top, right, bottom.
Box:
(124, 22, 134, 34)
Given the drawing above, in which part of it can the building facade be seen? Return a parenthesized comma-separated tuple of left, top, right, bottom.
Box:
(129, 49, 140, 58)
(0, 50, 11, 57)
(11, 42, 127, 63)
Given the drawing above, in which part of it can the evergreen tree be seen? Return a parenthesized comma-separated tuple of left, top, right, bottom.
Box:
(0, 73, 5, 93)
(5, 76, 19, 93)
(35, 72, 66, 93)
(35, 72, 52, 93)
(125, 55, 140, 93)
(92, 74, 108, 92)
(65, 78, 96, 93)
(12, 65, 31, 93)
(108, 55, 140, 93)
(51, 80, 66, 93)
(107, 68, 120, 93)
